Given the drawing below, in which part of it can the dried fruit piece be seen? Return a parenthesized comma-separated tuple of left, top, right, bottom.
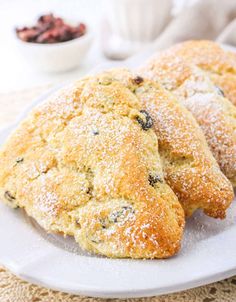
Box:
(133, 76, 144, 85)
(4, 191, 16, 202)
(136, 110, 153, 130)
(148, 174, 163, 186)
(15, 13, 86, 44)
(215, 86, 225, 97)
(92, 129, 99, 135)
(16, 157, 24, 163)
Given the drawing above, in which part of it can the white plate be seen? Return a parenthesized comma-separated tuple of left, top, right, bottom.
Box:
(0, 47, 236, 299)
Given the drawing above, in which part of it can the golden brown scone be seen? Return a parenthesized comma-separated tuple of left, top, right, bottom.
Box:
(95, 68, 234, 218)
(167, 40, 236, 106)
(0, 78, 184, 259)
(140, 48, 236, 186)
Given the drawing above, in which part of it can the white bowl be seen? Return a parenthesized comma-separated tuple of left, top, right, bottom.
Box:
(104, 0, 172, 43)
(15, 26, 93, 73)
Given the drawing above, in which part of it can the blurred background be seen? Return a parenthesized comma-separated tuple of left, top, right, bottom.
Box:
(0, 0, 235, 93)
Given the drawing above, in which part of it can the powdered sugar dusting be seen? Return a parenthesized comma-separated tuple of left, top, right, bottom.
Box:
(141, 49, 236, 186)
(0, 69, 185, 259)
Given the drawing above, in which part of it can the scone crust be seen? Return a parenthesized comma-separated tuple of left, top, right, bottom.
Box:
(168, 40, 236, 106)
(98, 68, 234, 218)
(141, 47, 236, 186)
(0, 76, 184, 259)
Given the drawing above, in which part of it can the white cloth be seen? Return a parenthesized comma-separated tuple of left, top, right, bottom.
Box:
(153, 0, 236, 50)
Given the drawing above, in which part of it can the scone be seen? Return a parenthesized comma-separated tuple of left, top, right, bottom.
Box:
(167, 40, 236, 106)
(140, 49, 236, 186)
(92, 69, 234, 218)
(0, 79, 184, 259)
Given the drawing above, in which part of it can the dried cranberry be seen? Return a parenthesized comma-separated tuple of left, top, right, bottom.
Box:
(16, 13, 87, 44)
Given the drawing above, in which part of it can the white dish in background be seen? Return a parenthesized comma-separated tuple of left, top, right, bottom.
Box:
(0, 46, 236, 299)
(15, 24, 93, 73)
(102, 0, 172, 59)
(104, 0, 172, 43)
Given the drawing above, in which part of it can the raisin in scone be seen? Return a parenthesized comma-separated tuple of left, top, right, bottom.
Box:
(167, 40, 236, 106)
(0, 78, 184, 259)
(91, 69, 234, 218)
(140, 50, 236, 186)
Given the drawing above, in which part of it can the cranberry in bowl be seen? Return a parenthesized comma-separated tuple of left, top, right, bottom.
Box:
(15, 14, 93, 72)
